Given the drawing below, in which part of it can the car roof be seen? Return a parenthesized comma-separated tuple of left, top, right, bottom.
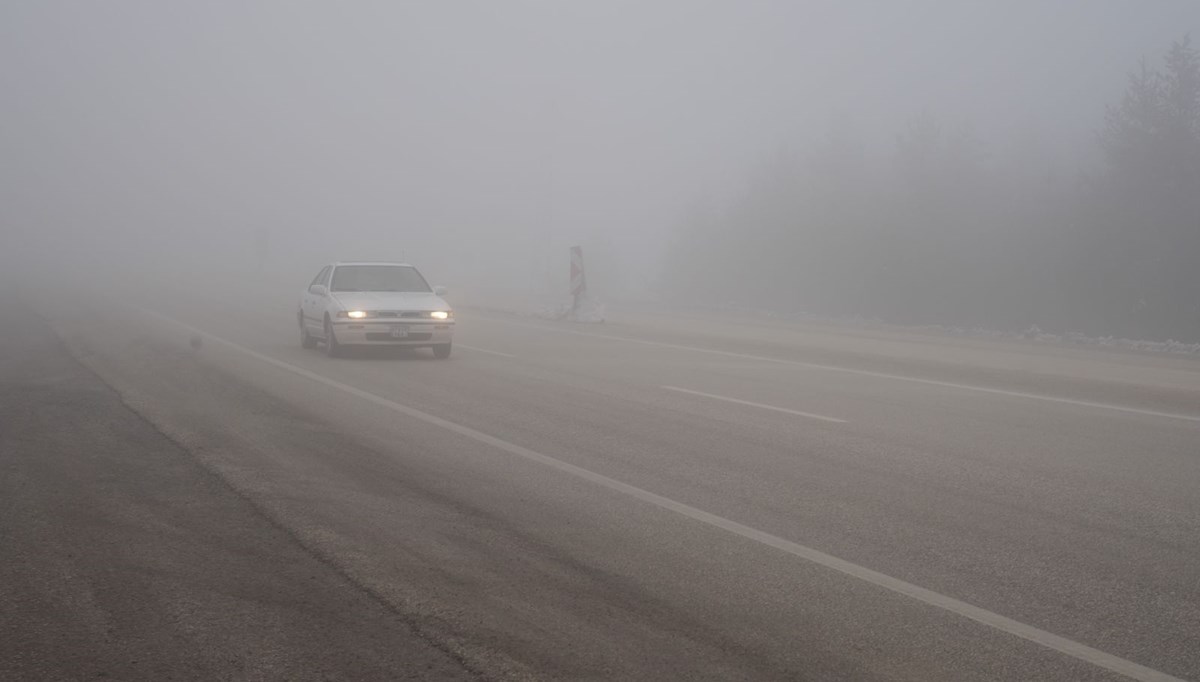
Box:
(331, 261, 414, 267)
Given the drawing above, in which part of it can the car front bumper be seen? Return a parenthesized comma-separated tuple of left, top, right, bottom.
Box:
(330, 320, 454, 346)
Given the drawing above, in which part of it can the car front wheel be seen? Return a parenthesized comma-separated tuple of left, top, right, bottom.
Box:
(432, 343, 451, 359)
(324, 318, 341, 358)
(300, 313, 316, 349)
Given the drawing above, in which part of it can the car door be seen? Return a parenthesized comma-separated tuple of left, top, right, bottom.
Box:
(303, 266, 330, 332)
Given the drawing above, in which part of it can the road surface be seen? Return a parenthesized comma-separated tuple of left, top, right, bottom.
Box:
(3, 288, 1199, 681)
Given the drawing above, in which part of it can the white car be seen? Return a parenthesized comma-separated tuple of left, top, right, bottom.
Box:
(299, 261, 455, 358)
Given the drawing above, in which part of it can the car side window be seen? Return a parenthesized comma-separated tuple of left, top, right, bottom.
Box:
(321, 267, 333, 287)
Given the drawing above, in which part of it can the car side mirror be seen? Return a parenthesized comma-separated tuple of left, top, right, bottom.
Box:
(433, 285, 447, 296)
(309, 284, 328, 296)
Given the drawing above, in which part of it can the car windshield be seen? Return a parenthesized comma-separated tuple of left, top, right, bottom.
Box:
(330, 265, 431, 293)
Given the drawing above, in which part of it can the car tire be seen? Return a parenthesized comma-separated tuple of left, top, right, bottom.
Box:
(300, 313, 317, 349)
(324, 318, 341, 358)
(432, 343, 451, 359)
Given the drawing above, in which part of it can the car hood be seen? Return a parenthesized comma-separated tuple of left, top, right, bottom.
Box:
(330, 291, 450, 312)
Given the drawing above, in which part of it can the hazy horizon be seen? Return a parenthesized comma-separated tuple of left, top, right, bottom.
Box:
(3, 2, 1198, 336)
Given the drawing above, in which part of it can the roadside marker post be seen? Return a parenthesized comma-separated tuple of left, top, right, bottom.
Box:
(570, 245, 586, 318)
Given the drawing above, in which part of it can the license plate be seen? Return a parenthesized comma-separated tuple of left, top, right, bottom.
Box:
(389, 325, 409, 338)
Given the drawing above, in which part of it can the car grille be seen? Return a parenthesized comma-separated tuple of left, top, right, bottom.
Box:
(376, 311, 425, 318)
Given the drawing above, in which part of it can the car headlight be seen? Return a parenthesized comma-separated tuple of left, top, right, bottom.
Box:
(429, 310, 452, 320)
(337, 310, 369, 319)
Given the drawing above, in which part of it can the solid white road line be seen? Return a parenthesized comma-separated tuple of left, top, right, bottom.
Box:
(135, 307, 1183, 682)
(662, 386, 846, 423)
(456, 343, 517, 358)
(483, 317, 1200, 424)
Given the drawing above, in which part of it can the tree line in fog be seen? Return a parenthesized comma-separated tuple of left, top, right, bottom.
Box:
(664, 37, 1200, 343)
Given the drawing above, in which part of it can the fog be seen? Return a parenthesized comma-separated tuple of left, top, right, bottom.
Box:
(2, 2, 1198, 339)
(7, 7, 1200, 678)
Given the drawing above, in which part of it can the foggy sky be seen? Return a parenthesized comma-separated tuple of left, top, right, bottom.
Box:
(2, 1, 1197, 295)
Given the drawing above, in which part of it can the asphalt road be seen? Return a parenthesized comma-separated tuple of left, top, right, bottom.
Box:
(5, 288, 1200, 681)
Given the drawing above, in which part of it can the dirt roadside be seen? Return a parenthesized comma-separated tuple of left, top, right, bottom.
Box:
(0, 297, 478, 681)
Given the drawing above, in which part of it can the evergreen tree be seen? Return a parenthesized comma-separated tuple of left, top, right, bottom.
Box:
(1093, 36, 1200, 339)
